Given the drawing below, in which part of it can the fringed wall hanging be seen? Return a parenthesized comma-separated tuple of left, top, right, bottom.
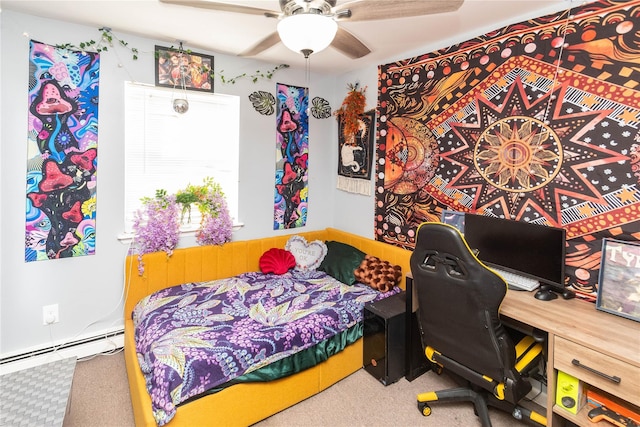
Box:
(335, 84, 374, 195)
(274, 83, 309, 229)
(337, 110, 375, 195)
(26, 40, 99, 261)
(375, 0, 640, 300)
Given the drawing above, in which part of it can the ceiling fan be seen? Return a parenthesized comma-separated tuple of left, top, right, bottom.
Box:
(159, 0, 464, 58)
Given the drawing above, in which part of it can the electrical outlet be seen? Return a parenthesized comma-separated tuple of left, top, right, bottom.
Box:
(42, 304, 59, 325)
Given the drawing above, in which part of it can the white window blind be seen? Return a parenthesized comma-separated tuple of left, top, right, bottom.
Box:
(123, 81, 239, 233)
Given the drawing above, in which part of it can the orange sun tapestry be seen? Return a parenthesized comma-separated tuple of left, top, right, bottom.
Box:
(375, 0, 640, 300)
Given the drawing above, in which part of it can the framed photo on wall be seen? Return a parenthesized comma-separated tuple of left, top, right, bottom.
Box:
(155, 45, 213, 93)
(597, 238, 640, 322)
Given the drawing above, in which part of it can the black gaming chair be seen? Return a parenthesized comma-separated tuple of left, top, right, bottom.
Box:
(410, 222, 547, 427)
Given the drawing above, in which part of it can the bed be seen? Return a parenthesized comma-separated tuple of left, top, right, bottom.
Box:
(124, 228, 412, 426)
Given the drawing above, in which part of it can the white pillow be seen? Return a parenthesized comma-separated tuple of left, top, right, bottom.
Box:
(285, 235, 328, 271)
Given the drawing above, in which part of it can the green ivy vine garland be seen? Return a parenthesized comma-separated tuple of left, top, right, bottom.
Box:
(57, 27, 288, 85)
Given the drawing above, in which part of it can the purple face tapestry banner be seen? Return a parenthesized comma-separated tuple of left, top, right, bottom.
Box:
(375, 0, 640, 300)
(274, 83, 309, 229)
(26, 40, 99, 261)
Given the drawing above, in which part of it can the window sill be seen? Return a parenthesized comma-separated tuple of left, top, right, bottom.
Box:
(117, 221, 245, 245)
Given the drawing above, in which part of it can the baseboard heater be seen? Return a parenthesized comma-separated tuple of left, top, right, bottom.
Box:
(0, 328, 124, 375)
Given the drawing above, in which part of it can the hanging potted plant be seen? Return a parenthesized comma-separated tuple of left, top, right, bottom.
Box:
(175, 187, 199, 224)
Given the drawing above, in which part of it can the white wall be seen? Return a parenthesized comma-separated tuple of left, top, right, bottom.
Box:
(0, 10, 344, 358)
(332, 69, 379, 238)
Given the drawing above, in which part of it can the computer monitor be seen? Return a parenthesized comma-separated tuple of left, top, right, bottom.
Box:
(440, 209, 466, 234)
(463, 213, 566, 293)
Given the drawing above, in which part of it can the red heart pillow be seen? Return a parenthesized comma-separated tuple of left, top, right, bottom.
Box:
(259, 248, 296, 275)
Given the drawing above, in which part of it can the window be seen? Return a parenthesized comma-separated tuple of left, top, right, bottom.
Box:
(123, 82, 239, 233)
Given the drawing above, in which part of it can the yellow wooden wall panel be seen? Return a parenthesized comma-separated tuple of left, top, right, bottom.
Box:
(183, 247, 204, 283)
(167, 249, 187, 287)
(230, 241, 250, 276)
(221, 243, 240, 278)
(200, 245, 217, 279)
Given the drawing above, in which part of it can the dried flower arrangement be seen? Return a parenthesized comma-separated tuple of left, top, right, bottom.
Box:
(334, 83, 367, 139)
(131, 177, 232, 274)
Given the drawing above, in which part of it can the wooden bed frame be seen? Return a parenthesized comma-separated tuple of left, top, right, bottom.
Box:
(124, 227, 412, 426)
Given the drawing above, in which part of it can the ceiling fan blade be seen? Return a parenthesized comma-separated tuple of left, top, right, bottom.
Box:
(331, 27, 371, 59)
(335, 0, 464, 21)
(159, 0, 279, 17)
(239, 32, 282, 57)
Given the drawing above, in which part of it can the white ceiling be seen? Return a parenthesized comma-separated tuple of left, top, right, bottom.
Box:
(2, 0, 580, 74)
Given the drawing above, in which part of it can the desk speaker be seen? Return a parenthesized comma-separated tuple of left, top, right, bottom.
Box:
(556, 370, 584, 415)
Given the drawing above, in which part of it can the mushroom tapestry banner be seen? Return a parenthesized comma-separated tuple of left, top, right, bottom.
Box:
(274, 83, 309, 229)
(26, 40, 99, 261)
(375, 0, 640, 300)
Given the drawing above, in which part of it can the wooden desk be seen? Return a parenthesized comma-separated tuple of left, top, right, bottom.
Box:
(407, 276, 640, 426)
(502, 290, 640, 426)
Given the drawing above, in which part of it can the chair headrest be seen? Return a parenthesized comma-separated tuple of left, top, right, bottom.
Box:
(411, 222, 506, 294)
(414, 222, 477, 262)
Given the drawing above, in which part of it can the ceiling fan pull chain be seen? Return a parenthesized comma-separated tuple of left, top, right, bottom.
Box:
(172, 41, 189, 114)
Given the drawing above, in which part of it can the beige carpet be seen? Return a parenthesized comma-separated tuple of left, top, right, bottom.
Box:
(63, 351, 134, 427)
(62, 350, 542, 427)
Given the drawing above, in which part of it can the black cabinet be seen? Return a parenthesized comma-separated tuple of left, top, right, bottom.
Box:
(363, 292, 408, 385)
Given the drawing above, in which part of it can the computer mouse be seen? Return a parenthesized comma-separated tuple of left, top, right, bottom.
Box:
(534, 289, 558, 301)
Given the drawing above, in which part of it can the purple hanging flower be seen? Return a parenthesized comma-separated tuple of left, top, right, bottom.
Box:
(130, 178, 233, 275)
(195, 182, 233, 246)
(131, 191, 180, 275)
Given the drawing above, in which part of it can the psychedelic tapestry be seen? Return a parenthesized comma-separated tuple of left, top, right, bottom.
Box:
(274, 83, 309, 229)
(375, 0, 640, 300)
(337, 110, 376, 195)
(26, 40, 99, 261)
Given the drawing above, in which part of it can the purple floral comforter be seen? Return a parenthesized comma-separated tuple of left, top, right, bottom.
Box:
(133, 270, 399, 426)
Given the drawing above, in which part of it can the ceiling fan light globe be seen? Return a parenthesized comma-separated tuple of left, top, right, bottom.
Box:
(277, 13, 338, 56)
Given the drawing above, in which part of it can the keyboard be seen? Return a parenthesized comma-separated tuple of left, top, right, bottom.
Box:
(491, 267, 540, 291)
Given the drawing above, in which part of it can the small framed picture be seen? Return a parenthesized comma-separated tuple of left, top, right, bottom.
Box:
(155, 45, 214, 93)
(596, 238, 640, 322)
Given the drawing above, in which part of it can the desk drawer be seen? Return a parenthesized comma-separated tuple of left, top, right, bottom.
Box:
(554, 336, 640, 406)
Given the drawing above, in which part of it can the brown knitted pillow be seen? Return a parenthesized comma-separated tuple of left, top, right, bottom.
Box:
(354, 255, 402, 292)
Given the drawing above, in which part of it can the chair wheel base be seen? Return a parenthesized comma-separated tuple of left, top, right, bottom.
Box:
(417, 401, 432, 417)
